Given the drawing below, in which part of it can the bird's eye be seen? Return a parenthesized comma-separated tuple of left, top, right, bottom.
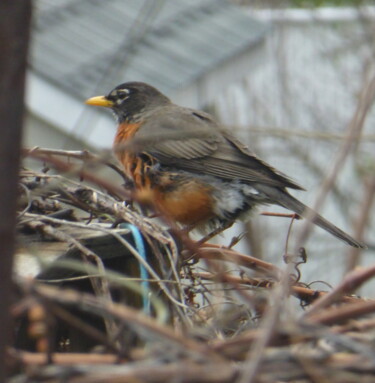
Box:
(116, 89, 130, 98)
(108, 89, 130, 100)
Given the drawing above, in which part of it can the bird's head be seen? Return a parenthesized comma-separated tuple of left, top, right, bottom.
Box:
(85, 82, 170, 123)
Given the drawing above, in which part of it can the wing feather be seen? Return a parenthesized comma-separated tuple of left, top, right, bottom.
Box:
(131, 106, 303, 190)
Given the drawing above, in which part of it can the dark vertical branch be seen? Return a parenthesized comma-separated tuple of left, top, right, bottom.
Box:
(0, 1, 32, 379)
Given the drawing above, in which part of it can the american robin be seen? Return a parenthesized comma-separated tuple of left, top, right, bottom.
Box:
(86, 82, 366, 248)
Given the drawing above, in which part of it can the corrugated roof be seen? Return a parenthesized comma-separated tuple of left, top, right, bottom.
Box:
(31, 0, 269, 98)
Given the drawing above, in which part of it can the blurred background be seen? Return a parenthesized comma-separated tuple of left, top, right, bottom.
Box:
(25, 0, 374, 292)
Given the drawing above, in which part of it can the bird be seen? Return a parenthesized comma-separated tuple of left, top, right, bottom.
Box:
(85, 81, 366, 249)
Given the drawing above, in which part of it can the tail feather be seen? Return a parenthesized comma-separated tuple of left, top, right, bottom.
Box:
(261, 188, 366, 249)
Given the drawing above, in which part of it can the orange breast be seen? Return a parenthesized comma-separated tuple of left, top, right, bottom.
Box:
(114, 122, 141, 146)
(114, 122, 214, 226)
(114, 122, 142, 178)
(152, 180, 215, 225)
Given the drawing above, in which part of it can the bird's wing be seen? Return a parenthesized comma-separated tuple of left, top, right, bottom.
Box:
(132, 106, 303, 190)
(131, 106, 220, 159)
(218, 130, 304, 190)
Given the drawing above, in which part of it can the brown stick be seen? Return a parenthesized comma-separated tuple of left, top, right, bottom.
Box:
(23, 147, 129, 183)
(197, 245, 282, 279)
(194, 271, 363, 305)
(303, 264, 375, 318)
(307, 300, 375, 325)
(346, 174, 375, 271)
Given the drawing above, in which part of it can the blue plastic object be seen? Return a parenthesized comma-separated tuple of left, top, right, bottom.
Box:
(119, 223, 150, 314)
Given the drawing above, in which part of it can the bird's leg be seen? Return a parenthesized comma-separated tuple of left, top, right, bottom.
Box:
(260, 211, 301, 220)
(197, 221, 235, 246)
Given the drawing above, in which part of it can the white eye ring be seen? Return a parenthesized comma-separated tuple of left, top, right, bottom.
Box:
(117, 88, 130, 96)
(110, 88, 130, 98)
(113, 89, 130, 105)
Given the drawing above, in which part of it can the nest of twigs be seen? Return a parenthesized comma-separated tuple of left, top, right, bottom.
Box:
(8, 148, 375, 383)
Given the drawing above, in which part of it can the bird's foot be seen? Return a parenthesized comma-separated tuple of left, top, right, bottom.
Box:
(196, 221, 234, 246)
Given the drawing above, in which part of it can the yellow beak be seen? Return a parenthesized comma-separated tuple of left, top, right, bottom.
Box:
(85, 96, 114, 107)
